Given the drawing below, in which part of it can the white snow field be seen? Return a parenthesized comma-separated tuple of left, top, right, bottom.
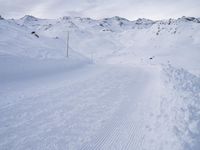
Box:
(0, 16, 200, 150)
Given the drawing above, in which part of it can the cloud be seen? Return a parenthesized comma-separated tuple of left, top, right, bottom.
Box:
(0, 0, 200, 20)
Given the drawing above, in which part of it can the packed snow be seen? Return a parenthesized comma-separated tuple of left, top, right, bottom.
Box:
(0, 15, 200, 150)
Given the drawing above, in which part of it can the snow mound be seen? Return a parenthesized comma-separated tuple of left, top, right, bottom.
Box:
(159, 65, 200, 150)
(142, 64, 200, 150)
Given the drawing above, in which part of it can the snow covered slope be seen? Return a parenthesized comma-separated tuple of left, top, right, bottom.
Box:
(0, 15, 200, 150)
(0, 18, 89, 60)
(0, 17, 90, 86)
(12, 15, 200, 71)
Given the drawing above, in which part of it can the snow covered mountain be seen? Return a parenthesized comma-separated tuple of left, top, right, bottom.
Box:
(4, 15, 199, 71)
(0, 15, 200, 150)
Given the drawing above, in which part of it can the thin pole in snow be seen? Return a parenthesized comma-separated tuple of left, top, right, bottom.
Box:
(91, 52, 93, 63)
(66, 31, 69, 58)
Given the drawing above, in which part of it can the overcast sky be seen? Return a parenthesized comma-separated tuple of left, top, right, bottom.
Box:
(0, 0, 200, 20)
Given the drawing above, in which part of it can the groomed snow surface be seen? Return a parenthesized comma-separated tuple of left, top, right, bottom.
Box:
(0, 16, 200, 150)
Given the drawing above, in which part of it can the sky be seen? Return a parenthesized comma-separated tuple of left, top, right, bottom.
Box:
(0, 0, 200, 20)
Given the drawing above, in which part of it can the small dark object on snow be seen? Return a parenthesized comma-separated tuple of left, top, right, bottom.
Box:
(31, 31, 39, 38)
(0, 15, 4, 20)
(119, 22, 123, 26)
(99, 23, 104, 27)
(149, 56, 155, 60)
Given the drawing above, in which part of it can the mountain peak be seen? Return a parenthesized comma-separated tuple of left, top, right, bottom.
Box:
(103, 16, 129, 22)
(20, 15, 38, 21)
(135, 18, 154, 25)
(178, 16, 200, 23)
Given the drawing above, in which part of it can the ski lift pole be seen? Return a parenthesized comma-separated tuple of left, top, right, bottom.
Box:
(66, 31, 69, 58)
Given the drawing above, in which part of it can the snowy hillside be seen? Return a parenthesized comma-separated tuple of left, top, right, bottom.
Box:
(0, 15, 200, 150)
(9, 15, 199, 71)
(0, 17, 89, 60)
(0, 17, 90, 86)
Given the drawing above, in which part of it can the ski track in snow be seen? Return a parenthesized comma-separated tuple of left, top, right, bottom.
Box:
(81, 66, 161, 150)
(0, 63, 162, 150)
